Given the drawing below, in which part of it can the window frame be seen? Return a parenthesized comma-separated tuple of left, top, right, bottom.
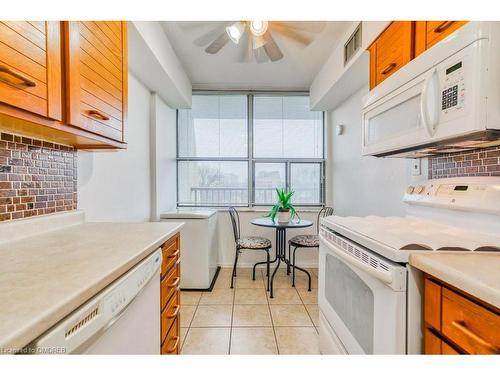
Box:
(176, 91, 325, 208)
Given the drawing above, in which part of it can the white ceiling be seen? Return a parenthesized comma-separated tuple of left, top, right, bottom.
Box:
(161, 21, 351, 91)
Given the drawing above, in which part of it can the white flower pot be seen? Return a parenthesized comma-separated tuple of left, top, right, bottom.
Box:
(277, 210, 290, 224)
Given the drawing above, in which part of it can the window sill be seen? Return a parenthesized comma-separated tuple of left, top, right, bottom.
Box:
(176, 206, 323, 213)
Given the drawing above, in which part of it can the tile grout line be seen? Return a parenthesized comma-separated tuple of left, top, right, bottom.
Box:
(296, 288, 317, 329)
(228, 279, 236, 354)
(264, 268, 280, 355)
(181, 295, 201, 354)
(182, 268, 319, 354)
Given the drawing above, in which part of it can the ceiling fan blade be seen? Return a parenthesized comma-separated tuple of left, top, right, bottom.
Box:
(193, 22, 232, 47)
(252, 34, 267, 50)
(239, 31, 253, 63)
(262, 32, 284, 62)
(254, 47, 269, 63)
(205, 32, 230, 54)
(269, 23, 314, 46)
(272, 21, 326, 33)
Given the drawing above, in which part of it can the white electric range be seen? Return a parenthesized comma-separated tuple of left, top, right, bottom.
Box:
(318, 177, 500, 354)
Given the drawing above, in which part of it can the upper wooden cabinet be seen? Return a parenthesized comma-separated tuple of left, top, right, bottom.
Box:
(415, 21, 468, 57)
(0, 21, 128, 149)
(0, 22, 62, 120)
(64, 21, 128, 143)
(368, 21, 467, 90)
(368, 21, 414, 89)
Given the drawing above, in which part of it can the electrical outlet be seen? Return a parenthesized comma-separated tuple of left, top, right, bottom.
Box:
(411, 159, 421, 176)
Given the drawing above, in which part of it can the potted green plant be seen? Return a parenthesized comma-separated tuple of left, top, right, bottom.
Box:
(266, 188, 300, 224)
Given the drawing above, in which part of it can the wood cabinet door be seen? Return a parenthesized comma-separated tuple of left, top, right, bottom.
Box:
(441, 288, 500, 354)
(0, 21, 62, 120)
(424, 329, 443, 354)
(369, 21, 413, 89)
(64, 21, 127, 142)
(415, 21, 467, 56)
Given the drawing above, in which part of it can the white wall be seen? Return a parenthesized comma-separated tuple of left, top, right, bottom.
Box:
(310, 21, 390, 110)
(150, 94, 177, 221)
(129, 22, 192, 109)
(78, 74, 152, 222)
(327, 87, 428, 217)
(217, 210, 320, 269)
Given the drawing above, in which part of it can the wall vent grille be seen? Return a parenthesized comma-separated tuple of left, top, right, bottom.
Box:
(344, 23, 362, 65)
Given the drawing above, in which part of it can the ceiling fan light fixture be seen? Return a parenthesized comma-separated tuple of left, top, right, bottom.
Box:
(250, 20, 268, 36)
(226, 22, 245, 44)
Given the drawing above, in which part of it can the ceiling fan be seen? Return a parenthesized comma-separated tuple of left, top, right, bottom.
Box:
(181, 21, 326, 63)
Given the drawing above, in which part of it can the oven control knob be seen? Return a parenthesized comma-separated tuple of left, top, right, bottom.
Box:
(406, 186, 415, 194)
(414, 185, 425, 194)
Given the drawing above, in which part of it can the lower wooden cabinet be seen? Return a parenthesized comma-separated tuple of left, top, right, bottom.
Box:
(424, 275, 500, 354)
(160, 233, 181, 355)
(161, 321, 180, 355)
(425, 328, 460, 354)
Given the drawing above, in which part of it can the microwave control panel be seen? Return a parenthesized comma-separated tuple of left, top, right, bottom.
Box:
(441, 61, 465, 114)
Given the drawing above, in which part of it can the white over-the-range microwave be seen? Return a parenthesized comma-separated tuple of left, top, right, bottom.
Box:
(362, 22, 500, 158)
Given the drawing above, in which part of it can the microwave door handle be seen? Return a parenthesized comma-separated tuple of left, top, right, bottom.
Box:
(420, 69, 440, 137)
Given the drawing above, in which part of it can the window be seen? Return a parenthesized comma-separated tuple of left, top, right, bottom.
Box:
(177, 94, 324, 207)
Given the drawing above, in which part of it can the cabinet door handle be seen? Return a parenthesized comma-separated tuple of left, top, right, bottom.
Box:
(381, 63, 396, 75)
(451, 320, 499, 353)
(167, 249, 180, 259)
(168, 277, 180, 288)
(164, 336, 180, 353)
(0, 65, 37, 87)
(434, 21, 455, 33)
(87, 109, 110, 121)
(167, 304, 180, 319)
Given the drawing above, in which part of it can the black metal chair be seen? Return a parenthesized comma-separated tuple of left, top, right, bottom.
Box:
(288, 207, 334, 290)
(228, 207, 272, 290)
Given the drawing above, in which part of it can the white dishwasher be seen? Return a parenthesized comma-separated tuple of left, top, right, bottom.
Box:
(28, 250, 161, 354)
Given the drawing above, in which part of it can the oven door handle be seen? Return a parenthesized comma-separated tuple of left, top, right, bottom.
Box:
(320, 237, 393, 285)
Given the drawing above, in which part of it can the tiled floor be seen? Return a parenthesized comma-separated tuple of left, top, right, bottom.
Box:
(180, 266, 320, 355)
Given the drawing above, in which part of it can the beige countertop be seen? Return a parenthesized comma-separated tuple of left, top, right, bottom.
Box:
(0, 211, 184, 352)
(409, 253, 500, 308)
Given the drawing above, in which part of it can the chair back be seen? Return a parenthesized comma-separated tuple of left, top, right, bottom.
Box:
(228, 207, 241, 245)
(317, 206, 334, 233)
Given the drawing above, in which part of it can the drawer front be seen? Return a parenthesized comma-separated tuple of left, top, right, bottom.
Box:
(425, 21, 467, 49)
(374, 21, 413, 87)
(442, 341, 460, 355)
(0, 21, 62, 119)
(161, 291, 180, 343)
(161, 317, 180, 355)
(424, 329, 442, 354)
(161, 263, 180, 311)
(442, 288, 500, 354)
(424, 328, 460, 354)
(424, 278, 442, 330)
(161, 236, 180, 278)
(65, 21, 127, 142)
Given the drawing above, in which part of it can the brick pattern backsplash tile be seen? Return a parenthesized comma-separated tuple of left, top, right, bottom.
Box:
(428, 146, 500, 179)
(0, 132, 77, 222)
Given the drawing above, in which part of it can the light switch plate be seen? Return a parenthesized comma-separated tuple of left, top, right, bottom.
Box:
(411, 159, 421, 176)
